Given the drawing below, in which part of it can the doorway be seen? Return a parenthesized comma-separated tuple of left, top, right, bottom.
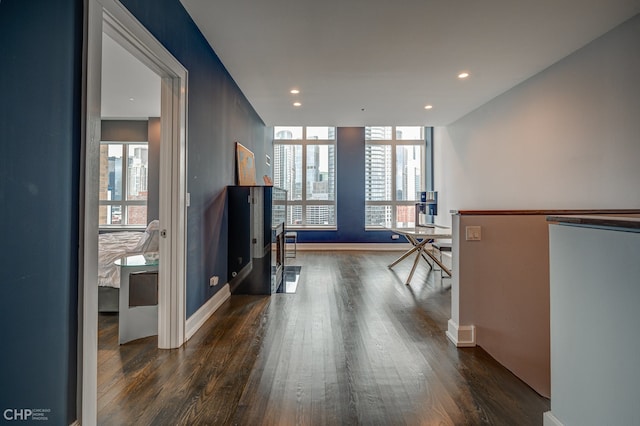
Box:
(82, 0, 188, 423)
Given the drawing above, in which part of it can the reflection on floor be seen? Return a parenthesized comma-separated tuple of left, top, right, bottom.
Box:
(277, 265, 301, 293)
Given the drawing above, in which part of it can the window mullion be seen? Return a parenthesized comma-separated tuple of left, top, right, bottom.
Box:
(300, 127, 306, 226)
(122, 143, 129, 225)
(301, 140, 307, 225)
(391, 140, 397, 225)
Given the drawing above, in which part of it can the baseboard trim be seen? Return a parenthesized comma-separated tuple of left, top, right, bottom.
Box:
(446, 319, 476, 347)
(543, 411, 564, 426)
(185, 284, 231, 341)
(296, 243, 412, 251)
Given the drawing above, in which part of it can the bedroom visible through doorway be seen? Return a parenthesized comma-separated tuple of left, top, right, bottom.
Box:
(82, 0, 188, 423)
(97, 30, 161, 326)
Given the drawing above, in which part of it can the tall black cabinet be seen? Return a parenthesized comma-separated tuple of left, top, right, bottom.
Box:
(227, 185, 286, 294)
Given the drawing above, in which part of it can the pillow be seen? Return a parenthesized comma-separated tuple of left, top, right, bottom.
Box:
(133, 220, 160, 254)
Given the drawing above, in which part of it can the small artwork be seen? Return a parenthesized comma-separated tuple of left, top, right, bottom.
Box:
(236, 142, 257, 185)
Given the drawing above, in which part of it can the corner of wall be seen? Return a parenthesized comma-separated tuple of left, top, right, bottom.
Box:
(446, 319, 476, 347)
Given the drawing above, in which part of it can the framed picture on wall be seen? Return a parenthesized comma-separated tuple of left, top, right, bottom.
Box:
(235, 142, 257, 185)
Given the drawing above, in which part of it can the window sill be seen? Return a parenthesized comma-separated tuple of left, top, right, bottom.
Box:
(285, 226, 337, 231)
(99, 225, 147, 232)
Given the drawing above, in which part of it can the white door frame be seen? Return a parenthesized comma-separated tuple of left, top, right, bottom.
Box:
(81, 0, 188, 423)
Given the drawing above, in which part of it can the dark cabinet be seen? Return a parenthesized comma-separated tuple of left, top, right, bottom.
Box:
(227, 185, 286, 294)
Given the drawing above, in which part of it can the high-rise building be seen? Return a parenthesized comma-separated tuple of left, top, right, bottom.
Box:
(365, 144, 392, 226)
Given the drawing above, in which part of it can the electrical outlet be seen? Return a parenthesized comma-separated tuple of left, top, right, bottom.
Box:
(465, 226, 482, 241)
(209, 276, 219, 287)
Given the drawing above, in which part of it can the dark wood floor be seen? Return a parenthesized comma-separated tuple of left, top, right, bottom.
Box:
(98, 251, 549, 425)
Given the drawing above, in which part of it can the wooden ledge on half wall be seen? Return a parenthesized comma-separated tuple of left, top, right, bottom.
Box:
(451, 209, 640, 216)
(546, 215, 640, 231)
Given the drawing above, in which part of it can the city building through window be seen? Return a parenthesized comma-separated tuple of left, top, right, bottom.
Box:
(274, 127, 336, 228)
(365, 126, 425, 228)
(99, 142, 149, 226)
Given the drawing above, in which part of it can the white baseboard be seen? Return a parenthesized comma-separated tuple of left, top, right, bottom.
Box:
(296, 243, 412, 251)
(446, 319, 476, 347)
(185, 284, 231, 341)
(543, 411, 563, 426)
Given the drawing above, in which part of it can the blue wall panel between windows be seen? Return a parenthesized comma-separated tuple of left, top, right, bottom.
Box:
(0, 0, 82, 423)
(120, 0, 271, 317)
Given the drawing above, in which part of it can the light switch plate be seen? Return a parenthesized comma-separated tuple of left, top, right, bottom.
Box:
(466, 226, 482, 241)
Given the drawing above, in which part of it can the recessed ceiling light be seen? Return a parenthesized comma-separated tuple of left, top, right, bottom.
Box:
(129, 97, 135, 101)
(293, 102, 302, 107)
(424, 105, 433, 110)
(290, 89, 300, 94)
(458, 72, 470, 79)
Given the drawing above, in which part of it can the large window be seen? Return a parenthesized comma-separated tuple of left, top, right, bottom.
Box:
(99, 142, 149, 226)
(274, 126, 336, 228)
(365, 126, 425, 228)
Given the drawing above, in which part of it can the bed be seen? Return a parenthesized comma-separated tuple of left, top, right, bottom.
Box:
(98, 220, 159, 312)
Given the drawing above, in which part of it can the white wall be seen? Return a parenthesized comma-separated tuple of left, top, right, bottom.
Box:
(548, 223, 640, 425)
(432, 127, 452, 226)
(434, 14, 640, 227)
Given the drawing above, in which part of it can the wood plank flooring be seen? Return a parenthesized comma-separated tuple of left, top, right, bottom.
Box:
(98, 251, 550, 425)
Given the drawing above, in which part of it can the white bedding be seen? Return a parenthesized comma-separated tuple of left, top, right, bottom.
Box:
(98, 220, 160, 288)
(98, 231, 144, 288)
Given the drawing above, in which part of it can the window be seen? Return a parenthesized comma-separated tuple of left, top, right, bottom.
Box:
(99, 142, 149, 226)
(365, 126, 425, 228)
(274, 126, 336, 228)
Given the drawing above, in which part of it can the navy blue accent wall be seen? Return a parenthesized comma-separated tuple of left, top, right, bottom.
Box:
(336, 128, 367, 240)
(0, 0, 82, 424)
(298, 127, 400, 243)
(120, 0, 271, 317)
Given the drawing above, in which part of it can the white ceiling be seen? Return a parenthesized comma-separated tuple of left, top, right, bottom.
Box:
(101, 32, 161, 120)
(178, 0, 639, 127)
(101, 1, 639, 126)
